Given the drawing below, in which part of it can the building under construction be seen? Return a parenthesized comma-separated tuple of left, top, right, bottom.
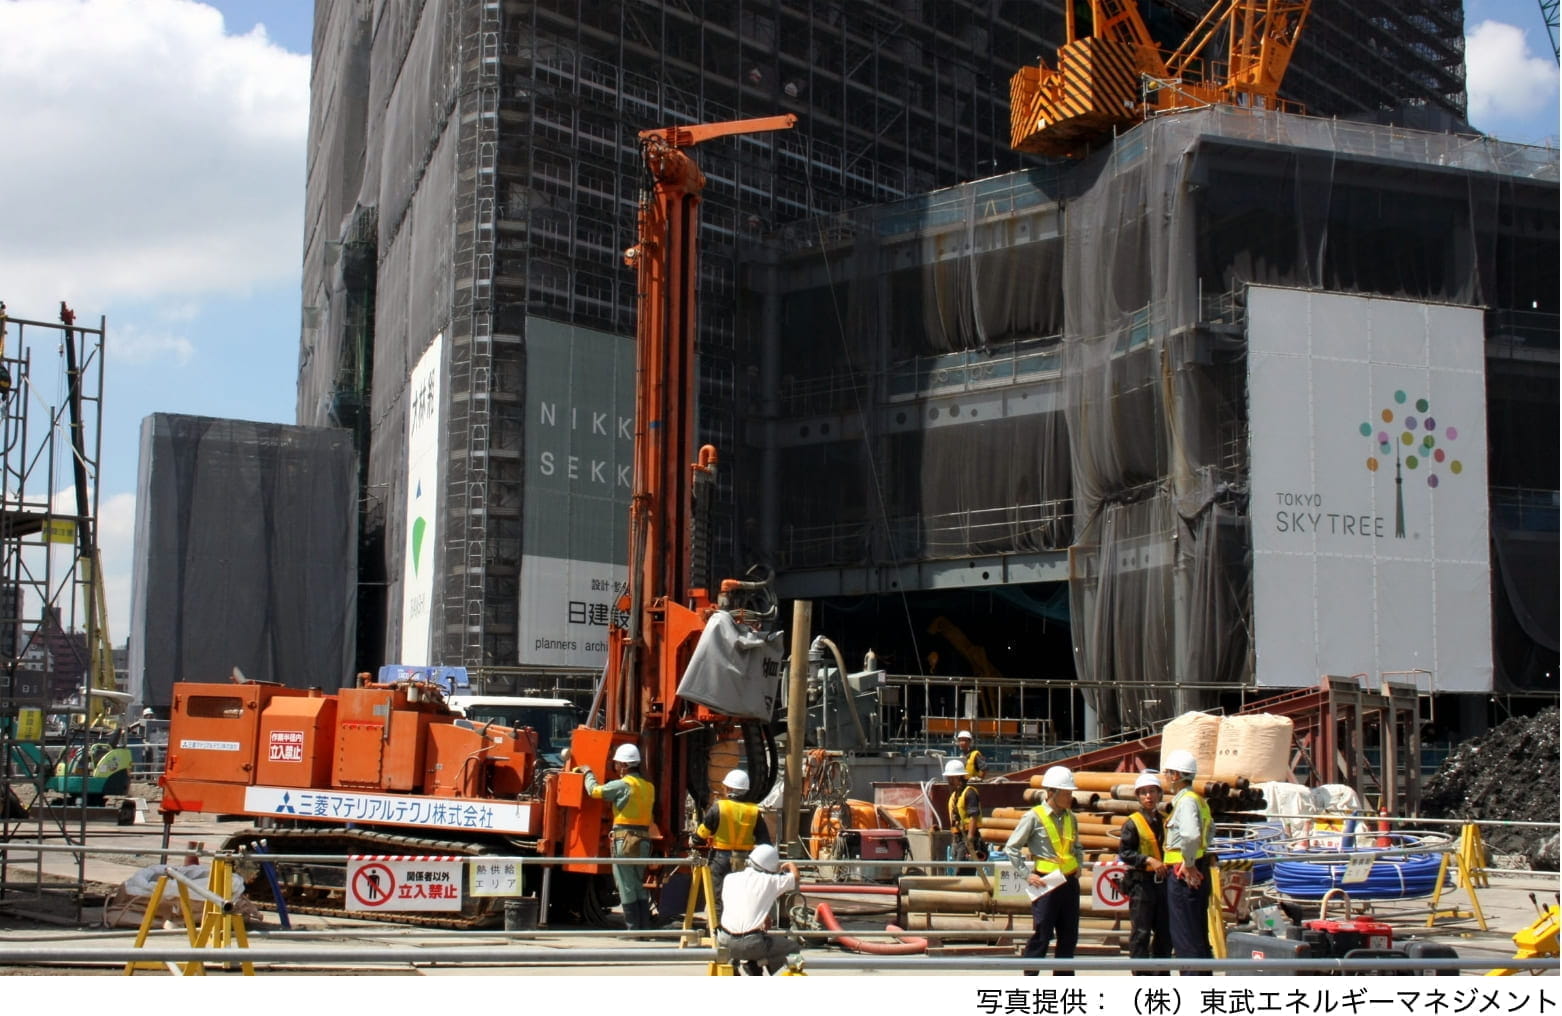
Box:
(296, 0, 1556, 740)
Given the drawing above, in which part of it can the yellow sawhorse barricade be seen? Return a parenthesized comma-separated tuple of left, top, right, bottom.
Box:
(124, 856, 253, 976)
(1426, 823, 1489, 931)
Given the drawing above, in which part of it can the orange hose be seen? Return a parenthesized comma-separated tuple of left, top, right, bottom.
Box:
(814, 901, 928, 955)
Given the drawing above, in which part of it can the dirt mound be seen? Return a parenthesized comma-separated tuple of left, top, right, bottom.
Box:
(1420, 707, 1560, 870)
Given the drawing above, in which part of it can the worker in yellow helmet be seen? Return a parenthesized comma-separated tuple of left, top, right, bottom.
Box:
(579, 742, 657, 934)
(1117, 770, 1171, 973)
(694, 768, 770, 910)
(1004, 765, 1084, 975)
(1162, 749, 1213, 970)
(955, 729, 987, 781)
(944, 758, 983, 863)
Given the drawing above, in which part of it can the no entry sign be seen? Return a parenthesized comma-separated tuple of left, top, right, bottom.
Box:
(1092, 860, 1129, 911)
(346, 855, 464, 912)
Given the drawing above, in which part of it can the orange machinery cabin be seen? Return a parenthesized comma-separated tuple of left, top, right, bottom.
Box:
(159, 680, 539, 818)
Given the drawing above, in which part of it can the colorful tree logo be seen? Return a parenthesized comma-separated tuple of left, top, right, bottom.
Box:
(1359, 390, 1462, 538)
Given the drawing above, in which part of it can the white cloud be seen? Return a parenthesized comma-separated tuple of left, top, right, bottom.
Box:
(1465, 20, 1560, 126)
(0, 0, 308, 306)
(113, 322, 196, 365)
(97, 492, 138, 647)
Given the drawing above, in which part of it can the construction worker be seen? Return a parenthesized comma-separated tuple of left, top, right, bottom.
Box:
(694, 769, 770, 903)
(579, 742, 657, 933)
(944, 758, 982, 862)
(1161, 748, 1214, 971)
(1004, 764, 1084, 975)
(955, 729, 987, 781)
(717, 843, 802, 975)
(1117, 770, 1171, 973)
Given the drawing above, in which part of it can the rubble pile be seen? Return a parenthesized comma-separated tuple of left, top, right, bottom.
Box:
(1420, 707, 1559, 870)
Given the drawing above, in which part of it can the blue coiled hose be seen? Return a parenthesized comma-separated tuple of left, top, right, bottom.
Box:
(1213, 821, 1285, 884)
(1266, 831, 1451, 901)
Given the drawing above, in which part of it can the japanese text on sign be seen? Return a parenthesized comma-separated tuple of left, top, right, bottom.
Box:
(346, 856, 463, 913)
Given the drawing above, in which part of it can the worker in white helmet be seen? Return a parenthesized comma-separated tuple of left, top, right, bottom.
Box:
(944, 759, 983, 863)
(954, 729, 987, 781)
(1004, 764, 1084, 975)
(1161, 749, 1213, 969)
(1117, 770, 1171, 973)
(717, 843, 802, 975)
(694, 768, 770, 911)
(579, 742, 657, 934)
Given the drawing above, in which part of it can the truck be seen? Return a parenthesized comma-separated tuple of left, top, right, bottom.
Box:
(155, 115, 798, 927)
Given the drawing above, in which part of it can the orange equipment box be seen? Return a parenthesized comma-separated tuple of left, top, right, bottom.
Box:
(165, 682, 309, 785)
(255, 693, 337, 788)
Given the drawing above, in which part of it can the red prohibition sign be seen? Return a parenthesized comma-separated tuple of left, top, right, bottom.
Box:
(351, 862, 397, 907)
(1093, 862, 1128, 909)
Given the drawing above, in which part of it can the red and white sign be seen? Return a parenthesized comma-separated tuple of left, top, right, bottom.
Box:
(268, 730, 304, 762)
(1092, 861, 1129, 911)
(346, 855, 464, 913)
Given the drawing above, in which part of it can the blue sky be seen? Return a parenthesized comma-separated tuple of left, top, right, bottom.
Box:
(0, 0, 1556, 647)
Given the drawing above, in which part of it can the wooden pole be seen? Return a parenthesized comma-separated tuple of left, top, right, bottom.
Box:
(782, 600, 812, 850)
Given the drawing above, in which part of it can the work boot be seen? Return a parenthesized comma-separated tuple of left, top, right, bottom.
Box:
(639, 900, 665, 939)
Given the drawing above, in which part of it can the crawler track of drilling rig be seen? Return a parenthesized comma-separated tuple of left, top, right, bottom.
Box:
(223, 827, 516, 929)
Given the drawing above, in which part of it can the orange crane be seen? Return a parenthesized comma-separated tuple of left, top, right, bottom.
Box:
(1010, 0, 1311, 158)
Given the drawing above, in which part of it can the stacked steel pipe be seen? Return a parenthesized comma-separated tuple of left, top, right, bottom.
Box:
(893, 770, 1266, 936)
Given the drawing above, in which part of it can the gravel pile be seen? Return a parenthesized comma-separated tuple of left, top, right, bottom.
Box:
(1420, 707, 1560, 870)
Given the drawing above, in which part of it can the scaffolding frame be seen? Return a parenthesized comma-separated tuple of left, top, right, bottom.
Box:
(0, 306, 108, 921)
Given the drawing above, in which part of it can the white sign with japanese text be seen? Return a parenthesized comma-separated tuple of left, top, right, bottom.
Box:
(243, 786, 535, 835)
(401, 333, 444, 666)
(346, 856, 463, 913)
(470, 859, 523, 898)
(268, 730, 304, 763)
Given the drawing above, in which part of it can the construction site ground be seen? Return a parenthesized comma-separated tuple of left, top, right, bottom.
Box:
(0, 808, 1555, 977)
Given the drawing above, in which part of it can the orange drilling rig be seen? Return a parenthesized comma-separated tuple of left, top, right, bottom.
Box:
(1010, 0, 1311, 158)
(156, 114, 797, 927)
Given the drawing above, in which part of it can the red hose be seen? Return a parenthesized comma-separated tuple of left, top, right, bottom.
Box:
(814, 901, 928, 955)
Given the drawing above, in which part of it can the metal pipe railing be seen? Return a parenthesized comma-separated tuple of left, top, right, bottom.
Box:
(0, 942, 1550, 975)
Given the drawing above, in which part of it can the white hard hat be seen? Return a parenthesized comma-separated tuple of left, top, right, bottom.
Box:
(748, 843, 781, 873)
(612, 743, 642, 765)
(1041, 765, 1077, 791)
(1163, 749, 1197, 777)
(1134, 771, 1164, 792)
(956, 730, 973, 741)
(943, 759, 967, 778)
(723, 769, 750, 793)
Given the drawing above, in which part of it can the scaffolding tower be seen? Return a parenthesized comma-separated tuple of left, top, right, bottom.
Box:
(0, 304, 110, 920)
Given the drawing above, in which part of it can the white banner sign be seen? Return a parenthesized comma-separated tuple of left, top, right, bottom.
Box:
(346, 856, 463, 913)
(401, 333, 444, 665)
(243, 786, 535, 835)
(1247, 287, 1491, 692)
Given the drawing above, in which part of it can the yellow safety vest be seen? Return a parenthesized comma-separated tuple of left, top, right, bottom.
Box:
(964, 749, 985, 780)
(948, 784, 977, 833)
(710, 798, 761, 851)
(1163, 788, 1211, 864)
(1128, 811, 1162, 861)
(1030, 805, 1080, 876)
(594, 772, 654, 827)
